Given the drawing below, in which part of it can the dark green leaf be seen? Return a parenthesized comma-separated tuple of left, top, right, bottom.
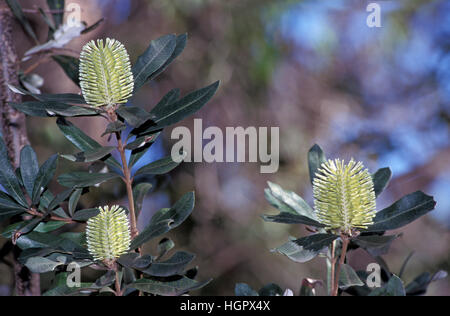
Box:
(134, 81, 220, 135)
(273, 234, 337, 263)
(116, 106, 152, 128)
(258, 283, 283, 296)
(0, 136, 28, 207)
(308, 144, 327, 185)
(265, 181, 315, 219)
(261, 212, 325, 227)
(150, 89, 180, 118)
(52, 55, 80, 86)
(369, 275, 405, 296)
(101, 121, 126, 137)
(57, 118, 121, 170)
(0, 193, 28, 222)
(405, 271, 447, 296)
(5, 0, 38, 41)
(140, 251, 195, 277)
(60, 146, 115, 163)
(353, 234, 401, 257)
(68, 189, 82, 216)
(128, 133, 161, 168)
(46, 0, 65, 28)
(134, 154, 184, 176)
(133, 183, 152, 218)
(10, 101, 98, 117)
(32, 154, 58, 205)
(147, 34, 187, 81)
(20, 145, 39, 197)
(339, 264, 364, 289)
(71, 208, 99, 221)
(58, 172, 119, 188)
(235, 283, 259, 296)
(35, 221, 67, 233)
(156, 238, 174, 259)
(372, 168, 392, 197)
(132, 34, 177, 92)
(25, 256, 64, 273)
(81, 18, 104, 34)
(130, 192, 195, 249)
(366, 191, 436, 232)
(129, 277, 210, 296)
(9, 85, 86, 104)
(48, 188, 73, 210)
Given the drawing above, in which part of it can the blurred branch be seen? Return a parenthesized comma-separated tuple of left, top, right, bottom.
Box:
(0, 5, 40, 296)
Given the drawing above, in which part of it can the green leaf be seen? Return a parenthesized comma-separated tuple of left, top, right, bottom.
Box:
(25, 256, 64, 273)
(0, 193, 28, 222)
(35, 221, 67, 233)
(156, 238, 174, 259)
(129, 277, 210, 296)
(116, 106, 152, 128)
(258, 283, 283, 296)
(235, 283, 259, 296)
(57, 172, 119, 188)
(19, 146, 39, 197)
(265, 181, 315, 219)
(353, 234, 401, 257)
(130, 192, 195, 249)
(10, 101, 98, 117)
(43, 283, 96, 296)
(308, 144, 326, 185)
(139, 251, 195, 277)
(134, 154, 185, 176)
(71, 208, 100, 221)
(273, 234, 338, 263)
(57, 118, 121, 170)
(366, 191, 436, 232)
(46, 0, 65, 28)
(5, 0, 38, 41)
(339, 264, 364, 289)
(372, 168, 392, 197)
(405, 271, 447, 296)
(0, 136, 28, 207)
(132, 34, 177, 93)
(150, 89, 180, 118)
(134, 81, 220, 135)
(128, 133, 161, 168)
(147, 34, 187, 82)
(9, 85, 86, 104)
(133, 183, 152, 218)
(48, 188, 73, 210)
(101, 121, 126, 137)
(52, 55, 80, 86)
(261, 212, 325, 227)
(32, 154, 58, 205)
(369, 275, 406, 296)
(68, 189, 82, 216)
(60, 146, 115, 163)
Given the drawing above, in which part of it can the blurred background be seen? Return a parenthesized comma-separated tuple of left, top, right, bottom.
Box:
(1, 0, 449, 295)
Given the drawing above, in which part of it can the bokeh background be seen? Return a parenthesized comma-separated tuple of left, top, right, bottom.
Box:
(1, 0, 449, 295)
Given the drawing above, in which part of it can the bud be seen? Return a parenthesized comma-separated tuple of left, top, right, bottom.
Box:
(313, 159, 376, 233)
(86, 205, 131, 262)
(79, 38, 134, 107)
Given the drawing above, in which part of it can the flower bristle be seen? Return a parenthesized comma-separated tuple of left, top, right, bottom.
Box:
(86, 205, 131, 261)
(79, 38, 134, 107)
(313, 159, 376, 233)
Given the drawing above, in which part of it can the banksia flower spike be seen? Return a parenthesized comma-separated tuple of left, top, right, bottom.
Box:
(79, 38, 134, 107)
(313, 159, 376, 235)
(86, 205, 131, 263)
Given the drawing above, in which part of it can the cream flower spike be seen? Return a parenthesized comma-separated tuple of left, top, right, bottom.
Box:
(86, 205, 131, 262)
(79, 38, 134, 107)
(312, 159, 376, 234)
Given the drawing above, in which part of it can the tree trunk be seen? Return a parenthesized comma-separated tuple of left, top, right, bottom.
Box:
(0, 6, 40, 296)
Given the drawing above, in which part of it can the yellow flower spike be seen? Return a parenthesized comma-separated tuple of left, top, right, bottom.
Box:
(79, 38, 134, 107)
(86, 205, 131, 262)
(313, 159, 376, 234)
